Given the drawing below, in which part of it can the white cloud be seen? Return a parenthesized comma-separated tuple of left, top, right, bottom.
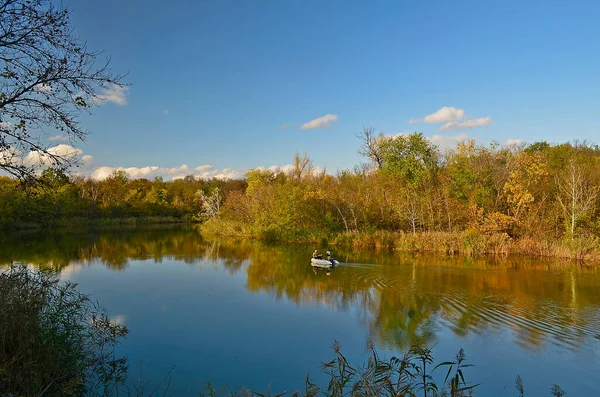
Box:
(504, 139, 525, 149)
(377, 132, 467, 149)
(46, 144, 82, 158)
(89, 164, 241, 181)
(0, 147, 20, 163)
(255, 164, 324, 177)
(33, 83, 52, 93)
(24, 144, 83, 166)
(110, 314, 127, 326)
(410, 107, 465, 124)
(48, 134, 69, 141)
(0, 144, 91, 176)
(300, 114, 338, 130)
(81, 155, 93, 166)
(163, 110, 169, 116)
(409, 107, 492, 131)
(264, 164, 295, 174)
(429, 133, 469, 147)
(383, 131, 409, 138)
(90, 166, 160, 181)
(193, 165, 240, 180)
(439, 117, 492, 131)
(95, 84, 129, 106)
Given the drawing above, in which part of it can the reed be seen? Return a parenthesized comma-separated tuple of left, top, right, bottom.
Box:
(0, 265, 128, 397)
(198, 343, 567, 397)
(201, 220, 600, 263)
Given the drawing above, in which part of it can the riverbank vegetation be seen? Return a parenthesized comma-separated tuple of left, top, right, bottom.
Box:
(0, 265, 128, 396)
(0, 170, 246, 230)
(202, 133, 600, 261)
(2, 133, 600, 261)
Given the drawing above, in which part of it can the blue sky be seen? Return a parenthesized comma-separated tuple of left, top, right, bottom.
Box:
(56, 0, 600, 179)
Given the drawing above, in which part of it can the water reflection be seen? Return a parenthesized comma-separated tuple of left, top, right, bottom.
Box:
(2, 228, 599, 353)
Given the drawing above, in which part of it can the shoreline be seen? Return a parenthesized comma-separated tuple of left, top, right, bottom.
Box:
(199, 220, 600, 264)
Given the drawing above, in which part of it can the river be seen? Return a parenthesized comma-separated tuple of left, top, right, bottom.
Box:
(1, 227, 599, 396)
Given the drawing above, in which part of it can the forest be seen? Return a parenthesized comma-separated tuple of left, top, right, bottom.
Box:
(204, 132, 600, 259)
(0, 170, 246, 228)
(2, 132, 600, 259)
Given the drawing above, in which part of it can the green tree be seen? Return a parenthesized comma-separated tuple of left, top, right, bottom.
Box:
(99, 170, 128, 207)
(377, 133, 441, 232)
(379, 132, 439, 185)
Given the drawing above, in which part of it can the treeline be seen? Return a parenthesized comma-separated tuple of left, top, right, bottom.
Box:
(0, 170, 246, 229)
(4, 132, 600, 259)
(205, 132, 600, 259)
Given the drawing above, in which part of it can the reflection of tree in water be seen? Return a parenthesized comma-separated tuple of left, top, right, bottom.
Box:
(0, 228, 252, 272)
(1, 231, 599, 352)
(243, 247, 600, 352)
(199, 240, 250, 274)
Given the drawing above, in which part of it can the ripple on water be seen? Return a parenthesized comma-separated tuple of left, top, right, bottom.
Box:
(435, 291, 600, 352)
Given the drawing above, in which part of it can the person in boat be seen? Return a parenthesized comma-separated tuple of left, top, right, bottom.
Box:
(312, 249, 322, 259)
(326, 250, 332, 260)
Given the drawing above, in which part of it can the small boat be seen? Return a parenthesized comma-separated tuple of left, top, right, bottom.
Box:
(311, 258, 339, 268)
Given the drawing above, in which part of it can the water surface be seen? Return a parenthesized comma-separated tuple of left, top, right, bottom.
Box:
(2, 228, 599, 396)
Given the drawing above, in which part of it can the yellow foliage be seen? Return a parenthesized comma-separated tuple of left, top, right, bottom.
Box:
(468, 205, 516, 234)
(503, 152, 548, 218)
(480, 212, 516, 234)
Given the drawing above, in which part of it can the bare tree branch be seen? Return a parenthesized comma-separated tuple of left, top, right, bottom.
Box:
(0, 0, 125, 179)
(356, 126, 387, 169)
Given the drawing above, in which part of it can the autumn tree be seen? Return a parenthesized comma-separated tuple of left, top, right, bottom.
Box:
(378, 133, 440, 232)
(0, 0, 124, 179)
(99, 170, 128, 207)
(503, 151, 548, 229)
(289, 152, 314, 181)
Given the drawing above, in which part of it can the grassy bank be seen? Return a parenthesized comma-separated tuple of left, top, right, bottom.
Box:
(200, 219, 600, 263)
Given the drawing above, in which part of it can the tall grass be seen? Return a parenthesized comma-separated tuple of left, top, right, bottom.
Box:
(201, 219, 600, 262)
(199, 343, 479, 397)
(0, 265, 128, 397)
(199, 342, 566, 397)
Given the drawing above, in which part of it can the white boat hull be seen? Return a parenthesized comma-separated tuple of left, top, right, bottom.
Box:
(311, 258, 339, 268)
